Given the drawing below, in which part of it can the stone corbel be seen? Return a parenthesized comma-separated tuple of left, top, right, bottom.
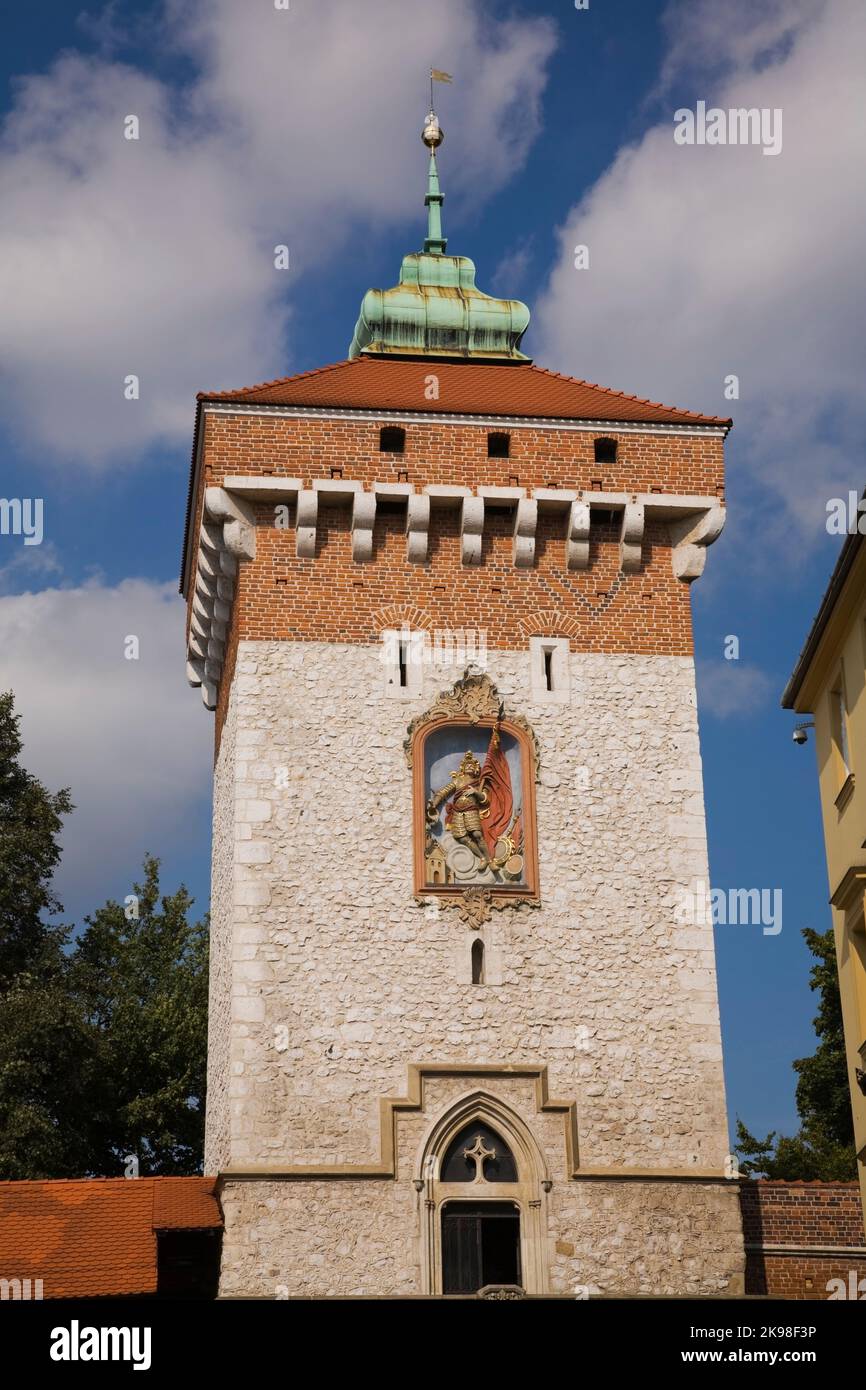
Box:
(188, 615, 207, 659)
(406, 493, 430, 564)
(567, 498, 591, 570)
(461, 496, 485, 566)
(351, 491, 376, 563)
(619, 497, 645, 573)
(669, 504, 726, 582)
(186, 487, 256, 711)
(204, 487, 256, 561)
(199, 522, 223, 560)
(513, 498, 538, 568)
(295, 489, 318, 559)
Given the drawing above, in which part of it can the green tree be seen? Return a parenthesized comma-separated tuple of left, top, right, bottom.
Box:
(736, 926, 857, 1180)
(0, 690, 72, 986)
(0, 689, 208, 1178)
(71, 855, 209, 1175)
(0, 953, 100, 1178)
(0, 690, 95, 1178)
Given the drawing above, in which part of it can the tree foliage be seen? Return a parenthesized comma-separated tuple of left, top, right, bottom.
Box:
(0, 690, 72, 986)
(71, 857, 209, 1175)
(0, 690, 208, 1179)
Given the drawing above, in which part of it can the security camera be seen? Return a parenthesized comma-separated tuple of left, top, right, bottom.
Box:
(792, 720, 815, 746)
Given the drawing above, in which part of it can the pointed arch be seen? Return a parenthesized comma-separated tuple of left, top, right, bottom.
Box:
(417, 1089, 550, 1186)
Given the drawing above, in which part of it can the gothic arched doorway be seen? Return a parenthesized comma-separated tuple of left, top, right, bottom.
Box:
(416, 1093, 550, 1296)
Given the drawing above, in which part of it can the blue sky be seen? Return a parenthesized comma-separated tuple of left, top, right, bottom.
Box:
(1, 0, 864, 1145)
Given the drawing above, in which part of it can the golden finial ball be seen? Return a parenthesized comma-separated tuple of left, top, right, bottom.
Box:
(422, 112, 444, 149)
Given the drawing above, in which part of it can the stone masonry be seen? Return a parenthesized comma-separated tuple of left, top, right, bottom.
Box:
(206, 640, 744, 1295)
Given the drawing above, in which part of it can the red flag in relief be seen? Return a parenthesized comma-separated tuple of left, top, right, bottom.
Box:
(480, 726, 513, 857)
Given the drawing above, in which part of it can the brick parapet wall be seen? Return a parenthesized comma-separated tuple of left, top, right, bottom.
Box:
(197, 410, 726, 493)
(740, 1180, 866, 1299)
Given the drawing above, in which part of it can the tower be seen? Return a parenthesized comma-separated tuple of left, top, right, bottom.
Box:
(181, 109, 744, 1297)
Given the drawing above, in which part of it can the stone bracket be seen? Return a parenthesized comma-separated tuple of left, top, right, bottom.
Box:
(668, 502, 726, 583)
(513, 498, 538, 568)
(406, 493, 430, 564)
(461, 496, 485, 566)
(204, 486, 256, 560)
(295, 489, 318, 559)
(186, 486, 257, 711)
(351, 490, 377, 563)
(567, 498, 591, 571)
(619, 497, 645, 573)
(202, 475, 724, 580)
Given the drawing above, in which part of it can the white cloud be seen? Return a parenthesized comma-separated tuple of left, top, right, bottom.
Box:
(696, 660, 774, 719)
(655, 0, 820, 91)
(491, 237, 534, 297)
(0, 579, 212, 911)
(0, 540, 63, 592)
(0, 0, 556, 460)
(533, 0, 866, 557)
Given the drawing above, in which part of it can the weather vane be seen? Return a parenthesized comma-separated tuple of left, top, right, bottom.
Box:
(425, 68, 452, 150)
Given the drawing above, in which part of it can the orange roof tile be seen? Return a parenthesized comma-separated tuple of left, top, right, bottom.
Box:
(0, 1177, 221, 1299)
(198, 357, 730, 427)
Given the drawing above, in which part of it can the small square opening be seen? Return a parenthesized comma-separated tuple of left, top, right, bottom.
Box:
(593, 437, 617, 465)
(379, 426, 406, 454)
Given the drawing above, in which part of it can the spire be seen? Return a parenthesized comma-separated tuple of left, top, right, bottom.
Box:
(347, 96, 531, 361)
(422, 111, 447, 255)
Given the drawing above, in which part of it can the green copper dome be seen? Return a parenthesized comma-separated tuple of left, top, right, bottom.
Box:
(348, 120, 531, 362)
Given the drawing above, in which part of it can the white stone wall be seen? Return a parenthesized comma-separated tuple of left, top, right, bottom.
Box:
(205, 689, 236, 1173)
(217, 1064, 742, 1297)
(219, 1174, 743, 1298)
(207, 640, 742, 1292)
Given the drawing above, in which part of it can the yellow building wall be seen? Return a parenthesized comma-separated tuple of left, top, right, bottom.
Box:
(795, 543, 866, 1234)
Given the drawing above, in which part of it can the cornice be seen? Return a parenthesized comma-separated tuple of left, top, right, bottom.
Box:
(201, 400, 730, 438)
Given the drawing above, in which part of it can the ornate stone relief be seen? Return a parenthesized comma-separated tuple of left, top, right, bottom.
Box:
(408, 672, 541, 912)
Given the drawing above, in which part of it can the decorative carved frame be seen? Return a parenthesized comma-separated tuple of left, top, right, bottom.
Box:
(407, 672, 540, 905)
(404, 670, 540, 772)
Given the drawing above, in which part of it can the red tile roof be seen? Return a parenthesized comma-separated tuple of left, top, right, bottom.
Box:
(198, 357, 731, 427)
(0, 1177, 221, 1299)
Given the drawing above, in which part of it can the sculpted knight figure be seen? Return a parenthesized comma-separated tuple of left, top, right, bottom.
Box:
(426, 750, 494, 870)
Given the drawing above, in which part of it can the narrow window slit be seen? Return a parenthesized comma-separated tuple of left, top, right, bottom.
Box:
(471, 937, 485, 985)
(543, 647, 554, 692)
